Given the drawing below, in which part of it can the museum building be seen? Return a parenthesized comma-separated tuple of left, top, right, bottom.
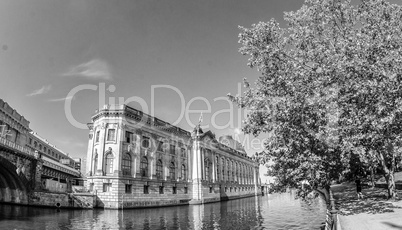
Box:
(85, 104, 261, 209)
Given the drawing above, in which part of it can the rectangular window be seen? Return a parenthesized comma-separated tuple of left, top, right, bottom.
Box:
(170, 145, 176, 155)
(209, 186, 213, 193)
(125, 184, 132, 194)
(95, 131, 100, 142)
(225, 187, 228, 192)
(143, 185, 149, 194)
(126, 131, 133, 143)
(159, 186, 164, 194)
(172, 186, 177, 194)
(184, 187, 188, 194)
(29, 138, 32, 145)
(157, 141, 164, 152)
(142, 136, 150, 148)
(103, 183, 112, 192)
(107, 129, 116, 141)
(44, 147, 47, 152)
(181, 148, 186, 158)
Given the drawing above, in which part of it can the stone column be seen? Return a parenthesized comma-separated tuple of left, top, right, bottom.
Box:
(148, 154, 154, 179)
(211, 152, 216, 183)
(96, 123, 107, 175)
(86, 123, 95, 177)
(187, 148, 191, 181)
(200, 148, 204, 180)
(132, 154, 138, 178)
(164, 156, 168, 180)
(33, 156, 44, 191)
(190, 134, 202, 203)
(135, 133, 141, 177)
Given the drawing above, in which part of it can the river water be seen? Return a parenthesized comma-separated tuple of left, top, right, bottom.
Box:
(0, 191, 327, 230)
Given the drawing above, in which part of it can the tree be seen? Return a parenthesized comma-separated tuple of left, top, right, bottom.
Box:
(229, 0, 402, 198)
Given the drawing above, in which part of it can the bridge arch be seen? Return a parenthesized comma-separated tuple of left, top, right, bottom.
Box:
(0, 155, 29, 204)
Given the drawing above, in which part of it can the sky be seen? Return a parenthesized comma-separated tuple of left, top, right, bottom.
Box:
(0, 0, 308, 182)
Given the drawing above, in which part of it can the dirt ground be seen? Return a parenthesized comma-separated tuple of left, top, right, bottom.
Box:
(331, 183, 402, 230)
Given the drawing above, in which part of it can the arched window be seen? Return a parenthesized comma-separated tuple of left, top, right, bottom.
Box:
(181, 164, 186, 181)
(232, 161, 235, 181)
(240, 164, 243, 182)
(222, 158, 225, 181)
(140, 157, 148, 177)
(156, 160, 163, 179)
(227, 159, 230, 181)
(169, 162, 175, 180)
(235, 162, 238, 182)
(122, 153, 131, 176)
(216, 156, 220, 181)
(205, 159, 210, 181)
(105, 153, 114, 174)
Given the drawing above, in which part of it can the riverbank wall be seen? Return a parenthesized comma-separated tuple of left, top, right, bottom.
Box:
(1, 190, 261, 209)
(26, 191, 95, 209)
(317, 187, 342, 230)
(96, 187, 262, 209)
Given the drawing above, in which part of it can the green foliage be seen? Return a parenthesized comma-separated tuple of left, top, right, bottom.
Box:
(230, 0, 402, 198)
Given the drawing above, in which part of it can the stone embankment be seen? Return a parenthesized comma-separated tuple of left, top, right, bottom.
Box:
(28, 191, 95, 209)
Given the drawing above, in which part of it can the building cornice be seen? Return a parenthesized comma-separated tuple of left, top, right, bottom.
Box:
(91, 104, 191, 138)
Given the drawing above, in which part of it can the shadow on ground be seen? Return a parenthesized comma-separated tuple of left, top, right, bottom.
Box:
(382, 221, 402, 230)
(331, 184, 402, 216)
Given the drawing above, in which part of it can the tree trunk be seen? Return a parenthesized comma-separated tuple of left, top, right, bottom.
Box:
(384, 172, 396, 199)
(370, 166, 375, 188)
(378, 151, 396, 199)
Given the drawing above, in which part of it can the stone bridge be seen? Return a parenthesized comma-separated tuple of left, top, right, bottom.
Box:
(0, 135, 80, 205)
(0, 99, 80, 205)
(0, 136, 41, 204)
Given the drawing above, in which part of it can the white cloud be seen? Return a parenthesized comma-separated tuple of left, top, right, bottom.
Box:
(27, 85, 52, 97)
(62, 59, 112, 80)
(48, 95, 75, 102)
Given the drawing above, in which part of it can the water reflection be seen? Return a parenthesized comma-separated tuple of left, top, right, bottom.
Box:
(0, 192, 326, 230)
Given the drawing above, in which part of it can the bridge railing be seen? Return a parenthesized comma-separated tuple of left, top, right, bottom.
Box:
(0, 136, 35, 158)
(42, 155, 81, 177)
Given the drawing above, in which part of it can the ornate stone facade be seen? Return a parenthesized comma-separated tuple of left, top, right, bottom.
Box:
(85, 104, 261, 209)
